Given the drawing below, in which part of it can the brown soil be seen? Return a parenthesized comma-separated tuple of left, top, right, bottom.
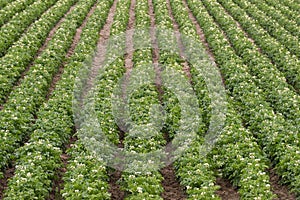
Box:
(148, 0, 164, 100)
(216, 177, 240, 200)
(166, 0, 193, 82)
(160, 165, 187, 200)
(124, 0, 136, 73)
(149, 1, 188, 200)
(81, 0, 119, 100)
(269, 168, 296, 200)
(47, 154, 69, 200)
(47, 136, 77, 200)
(109, 170, 125, 200)
(0, 166, 15, 199)
(108, 0, 137, 198)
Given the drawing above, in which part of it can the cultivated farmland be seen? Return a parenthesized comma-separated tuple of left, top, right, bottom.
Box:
(0, 0, 299, 199)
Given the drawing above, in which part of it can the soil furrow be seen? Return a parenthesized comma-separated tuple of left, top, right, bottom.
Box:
(269, 168, 296, 200)
(109, 1, 136, 199)
(160, 165, 187, 200)
(0, 166, 15, 199)
(109, 169, 125, 200)
(150, 0, 188, 199)
(215, 177, 240, 200)
(124, 0, 135, 73)
(47, 136, 76, 200)
(181, 0, 216, 63)
(148, 0, 164, 101)
(167, 0, 238, 198)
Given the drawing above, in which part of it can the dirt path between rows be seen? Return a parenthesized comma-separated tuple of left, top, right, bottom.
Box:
(269, 168, 296, 200)
(147, 0, 189, 199)
(109, 0, 136, 199)
(0, 166, 15, 199)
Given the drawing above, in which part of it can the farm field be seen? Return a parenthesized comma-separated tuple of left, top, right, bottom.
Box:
(0, 0, 299, 199)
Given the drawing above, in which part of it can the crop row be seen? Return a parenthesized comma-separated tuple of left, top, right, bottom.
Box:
(232, 0, 300, 58)
(0, 0, 36, 27)
(0, 0, 78, 104)
(279, 0, 300, 13)
(200, 0, 300, 133)
(61, 0, 129, 199)
(219, 0, 300, 93)
(119, 0, 165, 199)
(263, 0, 300, 26)
(2, 0, 114, 199)
(168, 0, 275, 198)
(152, 0, 220, 199)
(187, 0, 300, 195)
(248, 0, 299, 39)
(0, 0, 96, 182)
(0, 0, 16, 8)
(0, 0, 57, 56)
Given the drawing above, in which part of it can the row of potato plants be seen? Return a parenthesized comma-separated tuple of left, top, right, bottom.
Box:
(200, 0, 300, 136)
(2, 0, 114, 199)
(0, 0, 58, 56)
(248, 0, 299, 39)
(0, 0, 78, 104)
(0, 0, 16, 8)
(187, 0, 300, 196)
(61, 0, 128, 199)
(119, 0, 165, 199)
(0, 0, 96, 181)
(0, 0, 36, 27)
(279, 0, 300, 13)
(153, 0, 221, 199)
(263, 0, 300, 26)
(168, 0, 274, 198)
(232, 0, 300, 58)
(215, 0, 300, 93)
